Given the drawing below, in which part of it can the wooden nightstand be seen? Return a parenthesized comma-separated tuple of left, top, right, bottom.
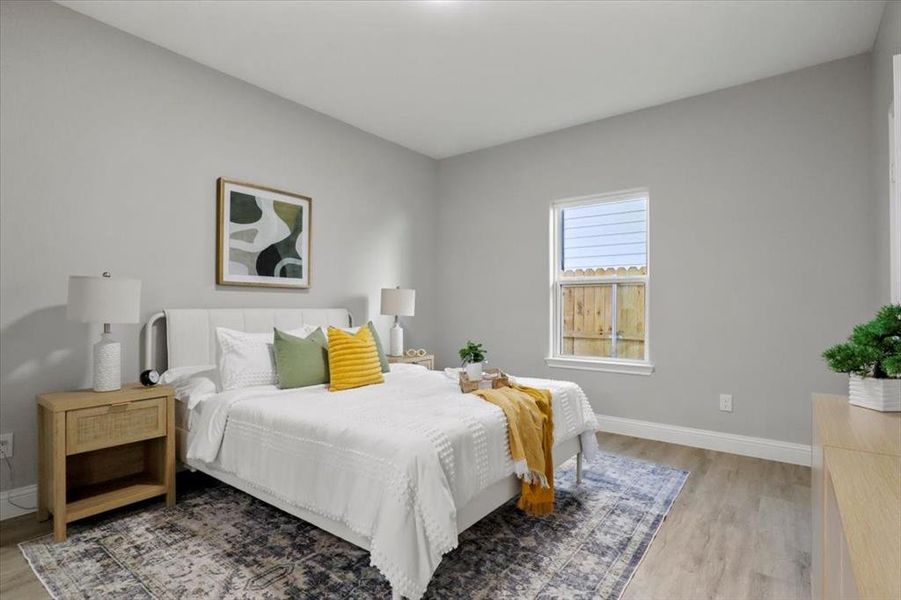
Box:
(387, 354, 435, 370)
(37, 383, 175, 542)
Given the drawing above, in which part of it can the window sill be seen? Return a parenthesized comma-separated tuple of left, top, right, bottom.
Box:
(544, 356, 655, 376)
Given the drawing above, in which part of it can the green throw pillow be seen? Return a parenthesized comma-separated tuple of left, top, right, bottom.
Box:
(273, 327, 329, 389)
(366, 321, 391, 373)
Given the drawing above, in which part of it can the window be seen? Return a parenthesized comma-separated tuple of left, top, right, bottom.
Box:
(547, 189, 653, 375)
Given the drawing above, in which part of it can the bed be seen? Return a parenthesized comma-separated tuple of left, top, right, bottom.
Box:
(145, 308, 600, 599)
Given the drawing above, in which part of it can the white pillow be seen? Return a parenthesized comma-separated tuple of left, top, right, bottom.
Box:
(161, 365, 219, 410)
(216, 325, 319, 391)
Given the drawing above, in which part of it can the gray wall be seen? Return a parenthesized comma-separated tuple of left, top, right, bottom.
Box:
(435, 55, 878, 446)
(0, 1, 439, 491)
(871, 1, 900, 303)
(0, 1, 889, 493)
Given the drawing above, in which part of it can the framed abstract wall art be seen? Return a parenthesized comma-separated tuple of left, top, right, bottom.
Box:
(216, 178, 311, 288)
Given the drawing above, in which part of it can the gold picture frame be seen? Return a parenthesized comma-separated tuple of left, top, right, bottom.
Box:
(216, 177, 312, 289)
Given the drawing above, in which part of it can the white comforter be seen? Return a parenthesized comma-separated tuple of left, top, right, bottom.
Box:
(187, 364, 599, 599)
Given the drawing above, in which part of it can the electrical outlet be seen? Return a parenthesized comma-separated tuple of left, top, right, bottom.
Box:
(719, 394, 733, 413)
(0, 433, 12, 458)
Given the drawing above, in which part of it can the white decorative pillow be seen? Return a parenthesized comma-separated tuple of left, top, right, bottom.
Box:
(216, 326, 319, 391)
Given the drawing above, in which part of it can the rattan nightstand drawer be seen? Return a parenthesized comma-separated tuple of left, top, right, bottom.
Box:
(65, 397, 166, 455)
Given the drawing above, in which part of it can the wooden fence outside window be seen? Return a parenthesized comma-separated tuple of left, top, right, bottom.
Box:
(560, 267, 646, 360)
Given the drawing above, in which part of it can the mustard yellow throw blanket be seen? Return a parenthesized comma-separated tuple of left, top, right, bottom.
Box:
(473, 385, 554, 516)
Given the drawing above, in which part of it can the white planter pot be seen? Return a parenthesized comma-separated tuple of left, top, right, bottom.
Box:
(465, 362, 483, 382)
(848, 375, 901, 412)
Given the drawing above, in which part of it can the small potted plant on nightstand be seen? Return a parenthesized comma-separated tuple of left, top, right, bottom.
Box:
(822, 304, 901, 412)
(459, 341, 487, 382)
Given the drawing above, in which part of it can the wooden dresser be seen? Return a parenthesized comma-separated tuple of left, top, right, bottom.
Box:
(812, 394, 901, 600)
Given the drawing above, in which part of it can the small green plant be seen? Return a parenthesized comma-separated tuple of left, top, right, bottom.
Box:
(822, 305, 901, 378)
(459, 341, 487, 365)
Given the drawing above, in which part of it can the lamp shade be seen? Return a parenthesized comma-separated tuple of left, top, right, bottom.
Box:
(380, 288, 415, 317)
(67, 275, 141, 324)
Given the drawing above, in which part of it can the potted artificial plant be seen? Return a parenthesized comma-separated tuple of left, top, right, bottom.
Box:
(822, 304, 901, 412)
(459, 341, 487, 382)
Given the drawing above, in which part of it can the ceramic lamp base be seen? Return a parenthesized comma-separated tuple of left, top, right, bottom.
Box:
(389, 323, 404, 357)
(93, 332, 121, 392)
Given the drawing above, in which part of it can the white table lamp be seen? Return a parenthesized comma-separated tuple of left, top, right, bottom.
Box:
(67, 272, 141, 392)
(380, 287, 415, 356)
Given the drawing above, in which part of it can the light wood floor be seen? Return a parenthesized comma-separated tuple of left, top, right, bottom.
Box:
(0, 434, 811, 600)
(602, 434, 811, 600)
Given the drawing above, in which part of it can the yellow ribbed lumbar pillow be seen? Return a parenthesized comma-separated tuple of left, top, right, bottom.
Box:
(327, 326, 385, 391)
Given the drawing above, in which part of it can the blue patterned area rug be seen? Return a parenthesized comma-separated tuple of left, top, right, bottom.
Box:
(21, 452, 688, 599)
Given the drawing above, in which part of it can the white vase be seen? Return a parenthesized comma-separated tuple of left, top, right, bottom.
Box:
(465, 362, 483, 382)
(848, 374, 901, 412)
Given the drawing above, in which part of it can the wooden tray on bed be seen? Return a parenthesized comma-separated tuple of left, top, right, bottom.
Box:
(459, 368, 511, 393)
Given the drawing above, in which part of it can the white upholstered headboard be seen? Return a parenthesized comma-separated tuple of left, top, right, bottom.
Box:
(145, 308, 353, 371)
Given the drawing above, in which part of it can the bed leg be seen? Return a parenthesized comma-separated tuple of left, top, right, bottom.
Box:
(576, 452, 583, 484)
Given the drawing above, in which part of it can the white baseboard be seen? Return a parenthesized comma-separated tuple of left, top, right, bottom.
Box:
(596, 414, 811, 467)
(1, 484, 37, 521)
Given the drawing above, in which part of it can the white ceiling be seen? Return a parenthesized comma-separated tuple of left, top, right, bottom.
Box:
(57, 1, 886, 159)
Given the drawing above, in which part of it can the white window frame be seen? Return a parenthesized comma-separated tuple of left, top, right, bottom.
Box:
(546, 188, 654, 376)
